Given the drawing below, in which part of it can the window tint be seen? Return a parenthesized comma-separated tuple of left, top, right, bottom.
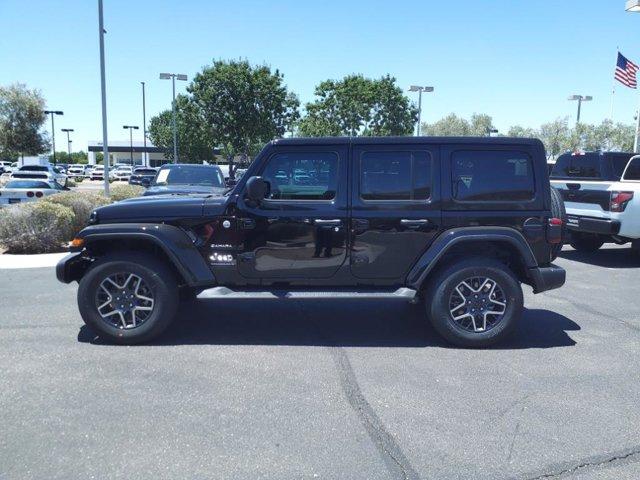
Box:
(611, 154, 635, 179)
(261, 152, 338, 200)
(551, 153, 602, 179)
(452, 150, 534, 201)
(360, 151, 431, 201)
(623, 157, 640, 180)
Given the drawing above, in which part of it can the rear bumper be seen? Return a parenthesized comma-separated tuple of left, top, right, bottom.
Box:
(566, 215, 620, 235)
(528, 264, 566, 294)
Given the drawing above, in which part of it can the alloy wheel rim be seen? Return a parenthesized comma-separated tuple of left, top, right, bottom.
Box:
(448, 276, 507, 333)
(95, 273, 155, 330)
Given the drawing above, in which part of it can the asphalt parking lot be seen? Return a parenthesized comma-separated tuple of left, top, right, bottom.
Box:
(1, 245, 640, 480)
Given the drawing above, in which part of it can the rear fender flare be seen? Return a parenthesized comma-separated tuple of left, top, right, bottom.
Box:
(405, 227, 538, 289)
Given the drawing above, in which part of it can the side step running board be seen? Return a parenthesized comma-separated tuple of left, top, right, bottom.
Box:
(197, 287, 419, 303)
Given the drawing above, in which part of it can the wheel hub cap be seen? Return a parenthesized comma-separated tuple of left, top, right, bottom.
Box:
(448, 276, 507, 333)
(95, 273, 155, 330)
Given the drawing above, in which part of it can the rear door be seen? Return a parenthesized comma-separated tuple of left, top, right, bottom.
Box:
(350, 143, 442, 281)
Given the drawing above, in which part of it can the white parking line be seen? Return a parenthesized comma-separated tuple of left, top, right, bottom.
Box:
(0, 252, 68, 269)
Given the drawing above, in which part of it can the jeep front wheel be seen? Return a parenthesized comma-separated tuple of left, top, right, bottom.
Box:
(425, 257, 523, 347)
(77, 253, 179, 344)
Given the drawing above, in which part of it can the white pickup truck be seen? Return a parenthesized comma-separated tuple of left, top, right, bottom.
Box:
(550, 151, 640, 254)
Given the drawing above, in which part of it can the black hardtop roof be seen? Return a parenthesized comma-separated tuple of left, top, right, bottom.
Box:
(556, 151, 634, 158)
(271, 136, 544, 147)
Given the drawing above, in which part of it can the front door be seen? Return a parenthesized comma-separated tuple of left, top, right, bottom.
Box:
(235, 144, 349, 280)
(350, 143, 442, 281)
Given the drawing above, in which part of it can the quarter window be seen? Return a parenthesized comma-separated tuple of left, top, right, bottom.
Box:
(452, 150, 534, 201)
(261, 152, 338, 200)
(360, 151, 432, 201)
(623, 157, 640, 181)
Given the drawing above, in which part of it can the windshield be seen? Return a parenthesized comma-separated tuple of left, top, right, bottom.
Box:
(5, 180, 52, 189)
(19, 165, 49, 172)
(152, 165, 224, 187)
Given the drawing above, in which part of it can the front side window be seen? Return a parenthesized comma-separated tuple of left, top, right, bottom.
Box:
(360, 151, 432, 201)
(261, 152, 338, 200)
(623, 157, 640, 181)
(452, 150, 534, 201)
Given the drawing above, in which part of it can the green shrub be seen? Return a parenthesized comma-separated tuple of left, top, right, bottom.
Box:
(109, 184, 144, 202)
(44, 191, 110, 237)
(66, 179, 77, 188)
(0, 202, 74, 253)
(74, 176, 84, 183)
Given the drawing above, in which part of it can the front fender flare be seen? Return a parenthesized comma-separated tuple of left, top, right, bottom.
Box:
(66, 223, 215, 286)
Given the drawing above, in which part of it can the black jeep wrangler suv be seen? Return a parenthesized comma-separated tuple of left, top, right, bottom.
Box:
(57, 137, 566, 347)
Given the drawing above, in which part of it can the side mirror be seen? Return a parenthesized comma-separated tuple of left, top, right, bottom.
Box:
(245, 176, 269, 203)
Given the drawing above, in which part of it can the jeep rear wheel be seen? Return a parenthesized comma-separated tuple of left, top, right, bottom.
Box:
(425, 257, 523, 347)
(77, 253, 179, 344)
(569, 233, 604, 252)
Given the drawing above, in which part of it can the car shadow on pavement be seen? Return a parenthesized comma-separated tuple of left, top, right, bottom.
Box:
(558, 246, 640, 268)
(77, 299, 579, 349)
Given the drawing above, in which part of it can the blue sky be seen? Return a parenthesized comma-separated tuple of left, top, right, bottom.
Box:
(1, 0, 639, 151)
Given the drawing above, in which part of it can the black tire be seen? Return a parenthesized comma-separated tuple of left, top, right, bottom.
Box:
(549, 186, 566, 261)
(77, 252, 179, 344)
(569, 233, 604, 252)
(424, 257, 524, 348)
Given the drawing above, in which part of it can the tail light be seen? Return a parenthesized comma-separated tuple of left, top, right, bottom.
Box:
(35, 191, 43, 198)
(547, 217, 563, 244)
(610, 191, 634, 212)
(26, 191, 34, 197)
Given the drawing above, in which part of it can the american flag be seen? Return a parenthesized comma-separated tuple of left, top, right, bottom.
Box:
(615, 52, 639, 89)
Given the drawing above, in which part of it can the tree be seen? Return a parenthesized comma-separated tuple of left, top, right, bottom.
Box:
(148, 94, 215, 163)
(0, 83, 49, 159)
(190, 59, 300, 165)
(421, 113, 471, 136)
(421, 113, 495, 137)
(54, 151, 88, 164)
(507, 125, 537, 138)
(298, 74, 417, 137)
(537, 118, 571, 160)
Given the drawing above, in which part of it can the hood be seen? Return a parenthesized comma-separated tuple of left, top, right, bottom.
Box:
(143, 184, 226, 196)
(95, 194, 214, 223)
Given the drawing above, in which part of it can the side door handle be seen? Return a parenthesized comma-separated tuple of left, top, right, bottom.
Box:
(314, 219, 342, 227)
(400, 219, 429, 227)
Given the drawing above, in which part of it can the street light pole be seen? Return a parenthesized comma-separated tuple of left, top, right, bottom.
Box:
(123, 125, 139, 165)
(98, 0, 110, 196)
(408, 85, 434, 136)
(159, 72, 188, 163)
(626, 2, 640, 150)
(568, 94, 593, 124)
(141, 81, 147, 166)
(44, 110, 63, 165)
(61, 128, 74, 163)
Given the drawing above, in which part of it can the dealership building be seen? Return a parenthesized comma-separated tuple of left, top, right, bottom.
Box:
(87, 140, 170, 168)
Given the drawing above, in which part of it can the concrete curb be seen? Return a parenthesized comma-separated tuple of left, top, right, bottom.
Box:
(0, 252, 68, 269)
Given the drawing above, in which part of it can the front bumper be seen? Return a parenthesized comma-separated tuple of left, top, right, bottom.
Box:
(566, 215, 620, 235)
(56, 252, 89, 283)
(528, 264, 566, 294)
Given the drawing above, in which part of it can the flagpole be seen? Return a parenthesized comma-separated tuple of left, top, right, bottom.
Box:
(634, 94, 640, 152)
(610, 48, 619, 121)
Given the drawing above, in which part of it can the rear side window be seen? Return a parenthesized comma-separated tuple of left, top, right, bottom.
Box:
(360, 151, 432, 201)
(623, 157, 640, 180)
(452, 150, 534, 202)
